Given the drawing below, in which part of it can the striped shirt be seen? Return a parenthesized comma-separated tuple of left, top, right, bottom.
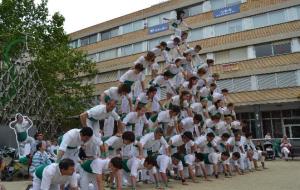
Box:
(29, 151, 52, 174)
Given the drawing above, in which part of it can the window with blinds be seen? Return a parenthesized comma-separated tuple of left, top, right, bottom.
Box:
(233, 77, 251, 92)
(96, 71, 118, 84)
(218, 79, 234, 92)
(257, 71, 297, 89)
(257, 73, 277, 89)
(277, 71, 297, 88)
(214, 47, 247, 65)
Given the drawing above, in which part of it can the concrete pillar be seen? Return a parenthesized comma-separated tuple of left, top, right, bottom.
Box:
(254, 105, 263, 138)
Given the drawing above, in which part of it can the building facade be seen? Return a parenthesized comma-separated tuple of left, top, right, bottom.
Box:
(69, 0, 300, 139)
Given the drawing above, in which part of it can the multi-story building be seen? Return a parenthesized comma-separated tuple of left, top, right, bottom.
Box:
(69, 0, 300, 139)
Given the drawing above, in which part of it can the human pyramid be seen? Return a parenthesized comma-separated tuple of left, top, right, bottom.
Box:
(31, 10, 268, 190)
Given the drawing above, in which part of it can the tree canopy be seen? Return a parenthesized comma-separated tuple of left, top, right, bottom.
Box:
(0, 0, 96, 128)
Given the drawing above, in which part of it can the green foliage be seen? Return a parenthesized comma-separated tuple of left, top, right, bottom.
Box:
(0, 0, 96, 127)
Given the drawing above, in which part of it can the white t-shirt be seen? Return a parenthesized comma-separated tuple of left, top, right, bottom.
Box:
(122, 112, 148, 137)
(171, 95, 189, 108)
(190, 102, 204, 114)
(227, 137, 245, 153)
(156, 155, 183, 174)
(126, 157, 146, 177)
(182, 81, 197, 96)
(140, 132, 169, 152)
(38, 163, 77, 189)
(86, 105, 120, 137)
(102, 116, 115, 137)
(169, 135, 184, 147)
(105, 136, 123, 150)
(195, 135, 216, 153)
(137, 93, 160, 112)
(180, 117, 195, 133)
(151, 48, 170, 63)
(59, 129, 85, 152)
(200, 86, 210, 97)
(119, 70, 143, 83)
(104, 87, 128, 101)
(121, 142, 138, 159)
(13, 120, 31, 133)
(86, 158, 110, 174)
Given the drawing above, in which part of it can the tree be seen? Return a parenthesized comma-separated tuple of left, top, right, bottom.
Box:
(0, 0, 96, 129)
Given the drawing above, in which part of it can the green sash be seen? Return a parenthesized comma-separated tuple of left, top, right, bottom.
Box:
(171, 22, 178, 28)
(173, 153, 188, 167)
(207, 142, 212, 148)
(121, 159, 130, 173)
(35, 164, 49, 180)
(203, 153, 212, 165)
(101, 136, 110, 142)
(207, 95, 213, 102)
(149, 114, 158, 123)
(124, 80, 134, 88)
(81, 159, 94, 173)
(104, 95, 111, 103)
(17, 131, 27, 142)
(19, 156, 29, 165)
(138, 102, 147, 107)
(220, 143, 225, 149)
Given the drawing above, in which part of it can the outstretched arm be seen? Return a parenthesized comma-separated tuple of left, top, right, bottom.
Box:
(80, 112, 88, 127)
(9, 120, 18, 129)
(23, 116, 33, 129)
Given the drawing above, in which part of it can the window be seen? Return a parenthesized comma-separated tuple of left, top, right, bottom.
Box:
(101, 31, 111, 41)
(273, 41, 291, 55)
(277, 71, 297, 88)
(80, 37, 89, 46)
(133, 42, 143, 54)
(188, 3, 203, 16)
(253, 14, 268, 28)
(215, 51, 230, 64)
(100, 49, 117, 61)
(214, 23, 228, 36)
(123, 23, 133, 34)
(229, 47, 247, 62)
(257, 73, 277, 89)
(214, 47, 247, 64)
(96, 71, 118, 84)
(218, 79, 234, 92)
(211, 0, 226, 10)
(110, 28, 119, 38)
(255, 40, 291, 58)
(227, 0, 241, 7)
(69, 40, 78, 48)
(211, 0, 241, 10)
(87, 53, 98, 62)
(190, 28, 203, 41)
(255, 43, 273, 58)
(147, 16, 160, 27)
(121, 45, 133, 56)
(147, 12, 170, 27)
(257, 71, 297, 90)
(133, 20, 144, 31)
(262, 120, 272, 137)
(233, 77, 251, 92)
(228, 19, 243, 33)
(89, 34, 97, 44)
(80, 34, 98, 46)
(269, 10, 285, 25)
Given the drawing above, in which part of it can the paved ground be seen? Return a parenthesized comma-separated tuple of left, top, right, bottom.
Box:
(1, 160, 300, 190)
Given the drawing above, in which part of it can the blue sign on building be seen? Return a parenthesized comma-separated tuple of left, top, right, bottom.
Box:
(148, 23, 169, 35)
(213, 4, 241, 18)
